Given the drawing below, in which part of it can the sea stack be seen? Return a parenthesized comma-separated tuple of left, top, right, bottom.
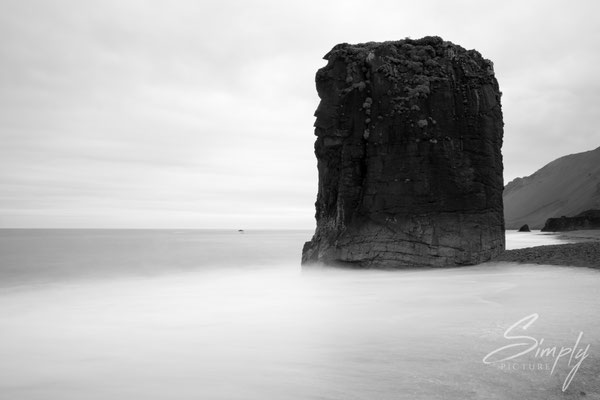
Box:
(518, 224, 531, 232)
(302, 37, 505, 268)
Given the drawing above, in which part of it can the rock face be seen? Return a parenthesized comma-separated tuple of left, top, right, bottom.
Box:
(504, 146, 600, 229)
(518, 224, 531, 232)
(302, 37, 505, 268)
(541, 210, 600, 232)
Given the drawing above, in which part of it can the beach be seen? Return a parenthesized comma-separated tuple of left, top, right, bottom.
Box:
(497, 230, 600, 268)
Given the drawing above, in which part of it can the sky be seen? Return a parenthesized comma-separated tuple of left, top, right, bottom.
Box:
(1, 0, 599, 228)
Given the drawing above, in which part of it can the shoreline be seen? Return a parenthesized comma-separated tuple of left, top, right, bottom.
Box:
(495, 230, 600, 268)
(556, 229, 600, 242)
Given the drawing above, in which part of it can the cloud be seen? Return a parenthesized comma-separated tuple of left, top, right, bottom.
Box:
(0, 0, 599, 227)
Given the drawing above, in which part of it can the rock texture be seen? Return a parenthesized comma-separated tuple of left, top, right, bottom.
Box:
(302, 37, 505, 268)
(504, 146, 600, 229)
(541, 210, 600, 232)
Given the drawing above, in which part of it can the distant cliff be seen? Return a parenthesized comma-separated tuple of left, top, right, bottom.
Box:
(541, 210, 600, 232)
(504, 147, 600, 229)
(302, 37, 504, 268)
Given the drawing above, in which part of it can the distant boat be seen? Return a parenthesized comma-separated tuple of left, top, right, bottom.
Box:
(238, 229, 245, 233)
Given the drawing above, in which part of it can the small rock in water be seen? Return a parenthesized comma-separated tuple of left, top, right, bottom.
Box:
(518, 224, 531, 232)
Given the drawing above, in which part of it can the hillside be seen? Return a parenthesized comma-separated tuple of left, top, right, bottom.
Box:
(503, 146, 600, 229)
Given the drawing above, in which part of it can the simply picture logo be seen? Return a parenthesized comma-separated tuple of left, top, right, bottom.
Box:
(482, 313, 591, 392)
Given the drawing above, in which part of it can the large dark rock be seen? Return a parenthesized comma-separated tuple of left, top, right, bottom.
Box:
(302, 37, 505, 268)
(541, 210, 600, 232)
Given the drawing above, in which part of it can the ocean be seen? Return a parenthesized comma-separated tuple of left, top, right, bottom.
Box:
(0, 229, 598, 399)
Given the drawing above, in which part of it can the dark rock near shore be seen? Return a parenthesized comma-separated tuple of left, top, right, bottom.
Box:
(518, 224, 531, 232)
(302, 37, 505, 268)
(541, 209, 600, 232)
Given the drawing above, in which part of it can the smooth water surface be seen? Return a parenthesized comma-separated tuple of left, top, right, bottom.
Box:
(0, 229, 598, 399)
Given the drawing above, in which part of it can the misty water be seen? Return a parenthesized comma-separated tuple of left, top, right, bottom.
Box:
(0, 230, 599, 399)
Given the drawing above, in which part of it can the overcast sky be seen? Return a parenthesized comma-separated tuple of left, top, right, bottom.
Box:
(1, 0, 599, 228)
